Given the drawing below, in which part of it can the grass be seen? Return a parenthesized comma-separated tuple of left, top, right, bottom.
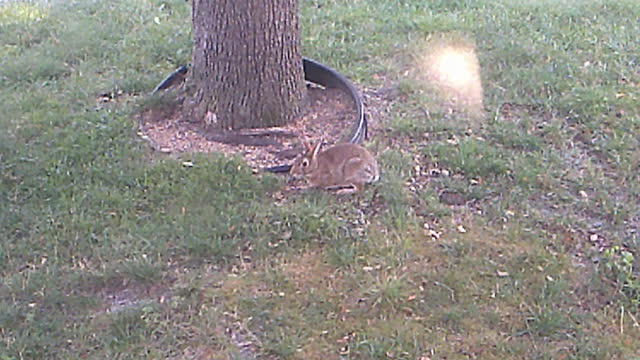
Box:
(1, 0, 639, 358)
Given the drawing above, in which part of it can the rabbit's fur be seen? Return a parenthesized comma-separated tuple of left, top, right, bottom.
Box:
(289, 140, 379, 194)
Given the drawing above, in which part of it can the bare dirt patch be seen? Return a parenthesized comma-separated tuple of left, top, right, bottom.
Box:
(137, 85, 357, 171)
(90, 279, 173, 317)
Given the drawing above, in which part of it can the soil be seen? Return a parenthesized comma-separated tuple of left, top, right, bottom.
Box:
(137, 84, 358, 171)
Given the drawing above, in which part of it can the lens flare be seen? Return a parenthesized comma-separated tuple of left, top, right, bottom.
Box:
(417, 40, 484, 118)
(432, 48, 476, 89)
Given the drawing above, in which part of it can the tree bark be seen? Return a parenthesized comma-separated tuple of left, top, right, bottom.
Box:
(186, 0, 306, 131)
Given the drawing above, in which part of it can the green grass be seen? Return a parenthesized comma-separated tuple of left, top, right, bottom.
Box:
(1, 0, 639, 358)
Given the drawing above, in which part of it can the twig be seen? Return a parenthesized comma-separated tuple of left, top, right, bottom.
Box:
(434, 281, 456, 302)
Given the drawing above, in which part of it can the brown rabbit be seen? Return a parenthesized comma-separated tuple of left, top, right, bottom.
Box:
(289, 139, 379, 194)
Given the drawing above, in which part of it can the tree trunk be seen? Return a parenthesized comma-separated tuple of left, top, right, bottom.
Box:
(186, 0, 306, 131)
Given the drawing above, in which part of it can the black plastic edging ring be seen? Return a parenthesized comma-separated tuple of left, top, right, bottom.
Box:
(151, 58, 368, 174)
(266, 58, 367, 173)
(302, 58, 367, 145)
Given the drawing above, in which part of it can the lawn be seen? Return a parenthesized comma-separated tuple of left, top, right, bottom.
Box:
(1, 0, 639, 359)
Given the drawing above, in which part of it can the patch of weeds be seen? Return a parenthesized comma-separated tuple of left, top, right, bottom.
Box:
(599, 246, 640, 312)
(364, 275, 409, 311)
(524, 307, 574, 340)
(117, 256, 163, 285)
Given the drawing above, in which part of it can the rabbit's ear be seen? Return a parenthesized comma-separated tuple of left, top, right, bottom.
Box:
(310, 139, 323, 159)
(301, 138, 312, 153)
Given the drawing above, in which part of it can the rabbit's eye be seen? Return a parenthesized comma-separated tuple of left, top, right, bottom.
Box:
(301, 159, 309, 167)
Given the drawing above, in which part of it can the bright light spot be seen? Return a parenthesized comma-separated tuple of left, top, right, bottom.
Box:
(432, 48, 477, 90)
(415, 39, 484, 118)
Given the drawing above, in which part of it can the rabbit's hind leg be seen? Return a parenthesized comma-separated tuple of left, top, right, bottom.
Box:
(325, 183, 359, 194)
(331, 182, 365, 194)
